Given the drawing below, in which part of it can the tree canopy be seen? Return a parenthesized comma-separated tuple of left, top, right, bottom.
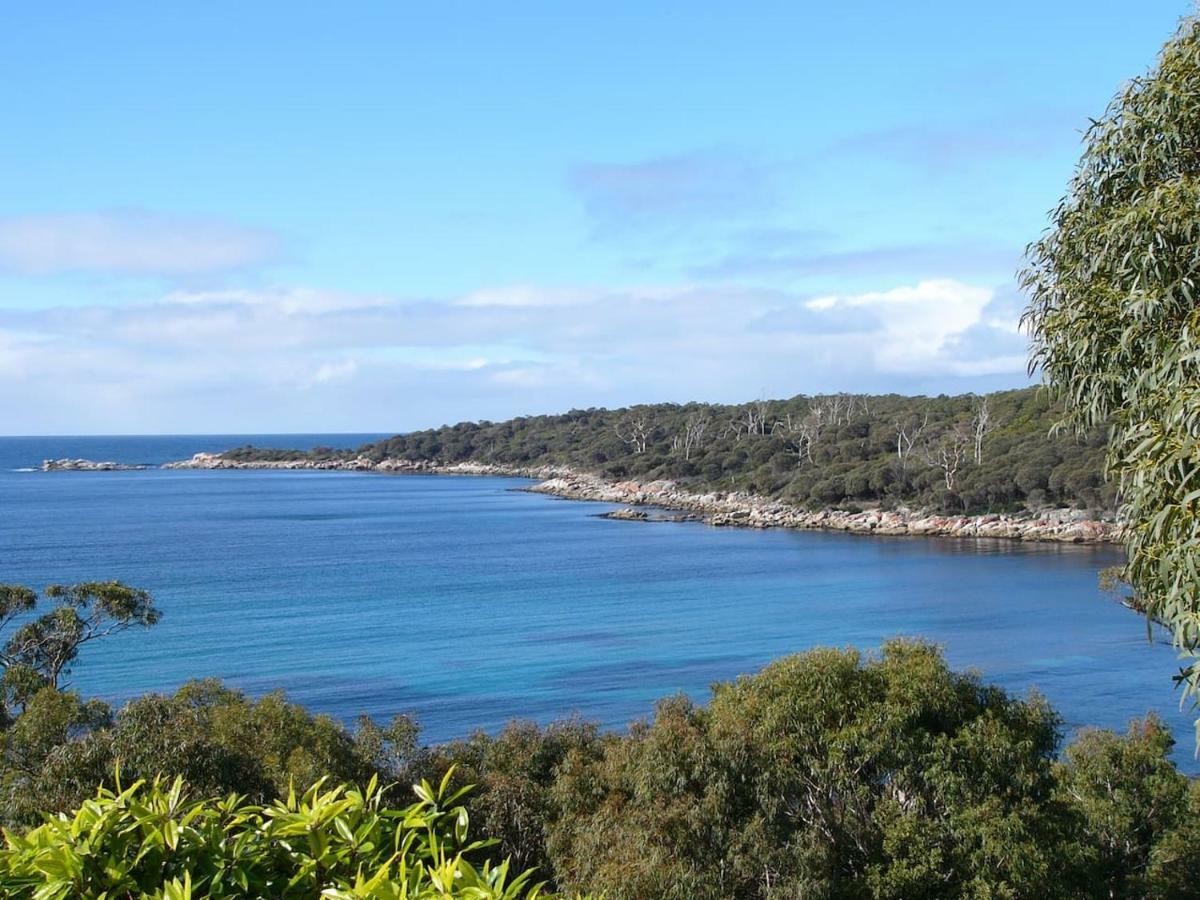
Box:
(1, 600, 1195, 898)
(0, 582, 159, 695)
(1021, 16, 1200, 726)
(227, 387, 1112, 515)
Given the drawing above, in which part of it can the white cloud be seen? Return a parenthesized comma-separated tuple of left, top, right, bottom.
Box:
(456, 285, 595, 308)
(161, 287, 391, 314)
(802, 279, 993, 373)
(0, 212, 280, 276)
(309, 359, 359, 385)
(0, 278, 1031, 433)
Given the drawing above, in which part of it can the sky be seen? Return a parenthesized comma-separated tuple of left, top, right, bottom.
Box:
(0, 1, 1192, 434)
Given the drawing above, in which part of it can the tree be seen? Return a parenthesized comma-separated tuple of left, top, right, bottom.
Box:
(1056, 717, 1200, 898)
(670, 414, 709, 461)
(741, 398, 769, 436)
(772, 410, 821, 466)
(614, 413, 652, 454)
(0, 589, 35, 638)
(723, 400, 769, 440)
(0, 582, 160, 689)
(971, 395, 998, 464)
(548, 641, 1077, 899)
(1020, 17, 1200, 719)
(893, 409, 929, 468)
(921, 423, 972, 492)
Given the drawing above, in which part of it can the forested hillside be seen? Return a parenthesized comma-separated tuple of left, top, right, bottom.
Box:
(227, 386, 1111, 514)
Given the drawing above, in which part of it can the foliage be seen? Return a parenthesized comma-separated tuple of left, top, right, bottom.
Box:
(225, 387, 1112, 515)
(421, 720, 604, 878)
(0, 581, 160, 691)
(547, 641, 1074, 898)
(1, 629, 1197, 897)
(1057, 717, 1200, 898)
(0, 770, 558, 899)
(1020, 16, 1200, 723)
(0, 677, 421, 828)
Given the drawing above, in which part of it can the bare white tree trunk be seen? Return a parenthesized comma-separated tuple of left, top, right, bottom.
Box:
(773, 406, 827, 466)
(971, 396, 997, 464)
(671, 414, 709, 461)
(893, 410, 929, 468)
(615, 413, 652, 454)
(921, 424, 972, 492)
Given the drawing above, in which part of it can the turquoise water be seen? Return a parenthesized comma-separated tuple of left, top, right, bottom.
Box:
(0, 437, 1192, 768)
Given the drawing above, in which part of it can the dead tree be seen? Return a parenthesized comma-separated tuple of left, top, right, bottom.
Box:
(723, 399, 770, 441)
(773, 408, 825, 466)
(670, 414, 709, 461)
(615, 413, 652, 454)
(921, 424, 972, 492)
(971, 396, 998, 464)
(809, 393, 860, 430)
(743, 399, 770, 437)
(893, 410, 930, 468)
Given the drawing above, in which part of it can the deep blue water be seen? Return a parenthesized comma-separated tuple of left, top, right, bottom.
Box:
(0, 436, 1193, 769)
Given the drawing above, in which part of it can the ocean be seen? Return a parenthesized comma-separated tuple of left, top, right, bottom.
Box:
(1, 435, 1191, 768)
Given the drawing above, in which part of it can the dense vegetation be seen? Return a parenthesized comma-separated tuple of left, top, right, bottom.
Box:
(1023, 15, 1200, 725)
(226, 386, 1112, 515)
(2, 583, 1197, 898)
(0, 774, 554, 899)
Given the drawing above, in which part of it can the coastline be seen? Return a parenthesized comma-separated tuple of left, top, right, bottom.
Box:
(165, 452, 1122, 544)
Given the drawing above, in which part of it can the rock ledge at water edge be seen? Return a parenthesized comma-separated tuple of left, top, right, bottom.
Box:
(164, 452, 1120, 544)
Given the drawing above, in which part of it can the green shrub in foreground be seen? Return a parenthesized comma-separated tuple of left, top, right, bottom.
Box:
(0, 770, 562, 899)
(3, 637, 1198, 897)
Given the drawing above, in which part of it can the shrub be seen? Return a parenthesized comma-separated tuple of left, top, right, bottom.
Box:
(550, 642, 1073, 898)
(0, 771, 560, 899)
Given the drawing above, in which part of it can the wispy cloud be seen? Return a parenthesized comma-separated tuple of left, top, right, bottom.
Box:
(0, 211, 281, 276)
(0, 278, 1031, 432)
(694, 240, 1022, 281)
(568, 149, 777, 233)
(832, 111, 1079, 172)
(454, 284, 595, 308)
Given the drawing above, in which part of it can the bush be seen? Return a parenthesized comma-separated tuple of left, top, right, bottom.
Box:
(4, 641, 1198, 897)
(547, 641, 1076, 899)
(0, 680, 411, 828)
(0, 771, 562, 899)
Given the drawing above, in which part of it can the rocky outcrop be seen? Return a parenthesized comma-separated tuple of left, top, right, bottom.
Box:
(600, 507, 650, 521)
(165, 451, 392, 471)
(529, 472, 1121, 544)
(165, 452, 565, 478)
(41, 458, 150, 472)
(163, 453, 1121, 544)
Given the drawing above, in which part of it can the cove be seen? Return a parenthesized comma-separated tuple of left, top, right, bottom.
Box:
(0, 436, 1188, 769)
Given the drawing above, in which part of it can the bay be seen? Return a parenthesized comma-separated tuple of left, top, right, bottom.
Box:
(0, 436, 1190, 769)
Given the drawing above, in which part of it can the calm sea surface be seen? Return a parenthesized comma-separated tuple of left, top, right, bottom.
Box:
(0, 436, 1192, 769)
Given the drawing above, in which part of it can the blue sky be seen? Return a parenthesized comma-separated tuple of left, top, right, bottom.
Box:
(0, 1, 1190, 433)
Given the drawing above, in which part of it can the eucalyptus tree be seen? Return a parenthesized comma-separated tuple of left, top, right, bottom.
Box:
(1021, 17, 1200, 730)
(0, 581, 159, 689)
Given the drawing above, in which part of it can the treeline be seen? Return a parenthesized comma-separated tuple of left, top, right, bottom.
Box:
(227, 386, 1112, 513)
(1, 583, 1196, 898)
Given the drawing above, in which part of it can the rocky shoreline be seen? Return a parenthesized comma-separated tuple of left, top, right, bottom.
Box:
(164, 452, 564, 477)
(528, 473, 1119, 544)
(164, 452, 1121, 544)
(41, 458, 150, 472)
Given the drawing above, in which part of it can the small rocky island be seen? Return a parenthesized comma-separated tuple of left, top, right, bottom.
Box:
(41, 458, 151, 472)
